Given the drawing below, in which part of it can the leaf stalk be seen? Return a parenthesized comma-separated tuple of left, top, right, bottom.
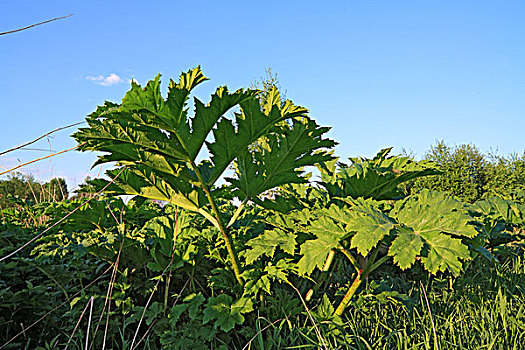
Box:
(189, 160, 244, 286)
(333, 243, 390, 316)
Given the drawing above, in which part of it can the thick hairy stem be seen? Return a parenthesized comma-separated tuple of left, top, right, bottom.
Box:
(333, 243, 390, 316)
(334, 271, 364, 316)
(333, 247, 367, 316)
(190, 160, 244, 286)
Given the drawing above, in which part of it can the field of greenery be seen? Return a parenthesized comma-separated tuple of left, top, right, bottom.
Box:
(1, 67, 524, 349)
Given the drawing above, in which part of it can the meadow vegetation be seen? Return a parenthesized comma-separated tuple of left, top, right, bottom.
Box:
(1, 67, 524, 349)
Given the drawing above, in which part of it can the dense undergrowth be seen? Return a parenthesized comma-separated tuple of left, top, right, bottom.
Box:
(1, 201, 524, 349)
(1, 67, 525, 349)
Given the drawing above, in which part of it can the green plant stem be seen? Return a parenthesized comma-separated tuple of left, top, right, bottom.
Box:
(333, 243, 389, 316)
(189, 160, 244, 286)
(305, 249, 337, 301)
(334, 271, 364, 316)
(365, 255, 390, 275)
(164, 263, 174, 312)
(338, 246, 361, 274)
(322, 249, 336, 271)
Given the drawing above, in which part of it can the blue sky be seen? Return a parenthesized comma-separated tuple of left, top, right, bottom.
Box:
(1, 1, 524, 191)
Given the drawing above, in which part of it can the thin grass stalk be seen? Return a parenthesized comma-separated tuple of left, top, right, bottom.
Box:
(24, 176, 39, 204)
(85, 296, 94, 350)
(131, 277, 191, 350)
(129, 258, 176, 349)
(164, 207, 179, 312)
(287, 281, 329, 350)
(90, 237, 123, 350)
(0, 121, 83, 155)
(241, 318, 282, 350)
(98, 207, 125, 349)
(420, 281, 439, 350)
(58, 179, 67, 200)
(100, 263, 117, 350)
(65, 296, 94, 349)
(0, 144, 82, 176)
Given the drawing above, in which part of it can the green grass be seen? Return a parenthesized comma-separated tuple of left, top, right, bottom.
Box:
(328, 253, 523, 349)
(247, 250, 525, 350)
(2, 223, 524, 349)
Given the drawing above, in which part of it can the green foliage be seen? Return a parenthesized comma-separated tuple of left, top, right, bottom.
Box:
(390, 190, 477, 275)
(343, 199, 395, 256)
(468, 195, 525, 250)
(266, 149, 482, 316)
(412, 141, 488, 202)
(203, 295, 253, 331)
(485, 153, 525, 198)
(243, 229, 296, 264)
(73, 66, 334, 286)
(300, 190, 476, 278)
(320, 147, 439, 200)
(73, 67, 333, 216)
(413, 141, 525, 202)
(297, 215, 347, 275)
(2, 147, 524, 348)
(229, 117, 334, 199)
(2, 64, 525, 348)
(0, 173, 68, 209)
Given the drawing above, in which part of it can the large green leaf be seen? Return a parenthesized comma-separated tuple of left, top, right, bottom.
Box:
(337, 198, 395, 256)
(419, 231, 470, 275)
(74, 68, 335, 228)
(388, 227, 424, 270)
(183, 86, 257, 161)
(202, 295, 253, 332)
(244, 229, 296, 263)
(229, 118, 335, 200)
(389, 190, 477, 275)
(472, 196, 524, 227)
(297, 216, 346, 275)
(241, 259, 293, 296)
(206, 88, 306, 185)
(393, 190, 478, 238)
(320, 148, 439, 200)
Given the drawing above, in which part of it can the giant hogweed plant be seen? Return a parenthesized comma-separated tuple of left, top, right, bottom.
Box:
(73, 66, 335, 287)
(313, 189, 478, 316)
(467, 195, 525, 249)
(244, 150, 481, 316)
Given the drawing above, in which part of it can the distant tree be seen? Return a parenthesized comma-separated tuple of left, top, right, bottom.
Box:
(484, 152, 525, 198)
(411, 141, 525, 202)
(0, 173, 37, 209)
(0, 173, 68, 209)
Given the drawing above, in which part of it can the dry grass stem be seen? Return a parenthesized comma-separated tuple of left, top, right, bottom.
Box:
(0, 14, 73, 36)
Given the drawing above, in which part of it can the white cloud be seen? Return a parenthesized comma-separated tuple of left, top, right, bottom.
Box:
(86, 73, 124, 86)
